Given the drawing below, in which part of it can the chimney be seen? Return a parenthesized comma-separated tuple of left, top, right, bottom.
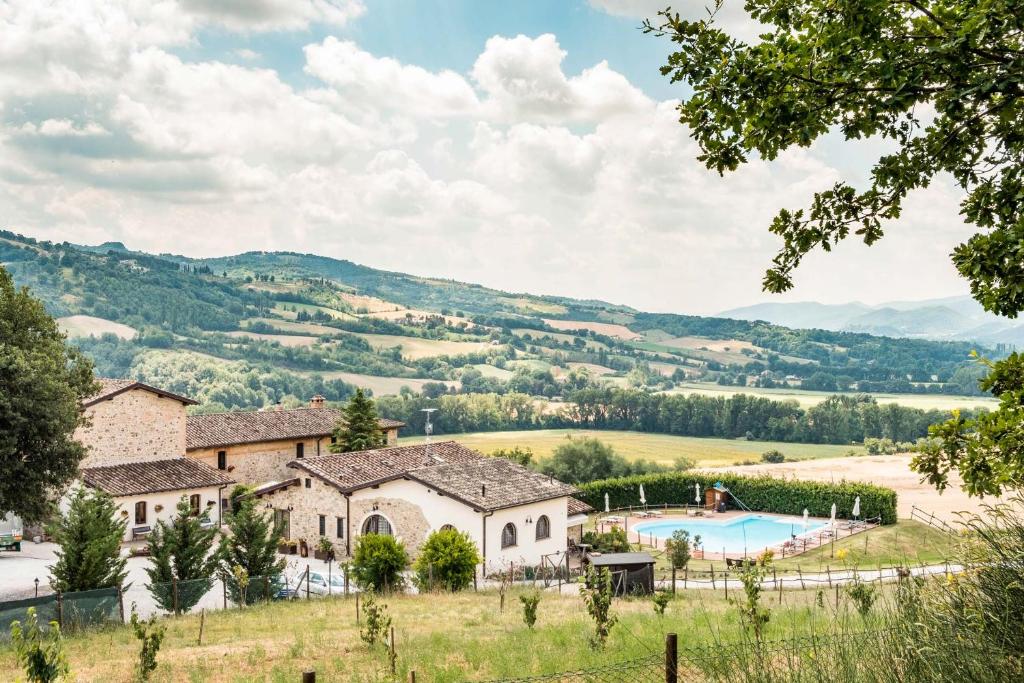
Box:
(310, 395, 325, 408)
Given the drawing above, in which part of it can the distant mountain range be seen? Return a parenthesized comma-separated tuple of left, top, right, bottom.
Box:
(720, 296, 1024, 346)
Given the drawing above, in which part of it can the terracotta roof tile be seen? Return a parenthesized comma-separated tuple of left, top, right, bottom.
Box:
(287, 441, 483, 492)
(81, 458, 235, 497)
(185, 407, 404, 450)
(568, 497, 594, 516)
(409, 458, 578, 511)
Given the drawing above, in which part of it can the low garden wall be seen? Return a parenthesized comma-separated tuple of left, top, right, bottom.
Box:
(577, 472, 898, 525)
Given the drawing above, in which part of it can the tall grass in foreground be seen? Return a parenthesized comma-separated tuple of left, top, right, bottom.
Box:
(695, 498, 1024, 683)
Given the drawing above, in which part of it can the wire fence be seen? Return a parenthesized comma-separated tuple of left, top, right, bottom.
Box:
(483, 631, 882, 683)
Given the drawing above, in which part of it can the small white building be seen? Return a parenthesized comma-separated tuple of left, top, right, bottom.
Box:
(252, 441, 583, 572)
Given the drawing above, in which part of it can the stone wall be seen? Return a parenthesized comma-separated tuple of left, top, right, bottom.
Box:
(78, 390, 187, 467)
(189, 437, 330, 487)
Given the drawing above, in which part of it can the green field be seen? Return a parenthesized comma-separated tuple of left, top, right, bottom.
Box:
(402, 429, 864, 466)
(315, 370, 457, 396)
(355, 333, 496, 360)
(57, 314, 137, 339)
(665, 382, 997, 411)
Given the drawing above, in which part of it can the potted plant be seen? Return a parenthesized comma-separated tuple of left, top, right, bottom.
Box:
(277, 538, 292, 554)
(314, 536, 335, 561)
(287, 539, 299, 555)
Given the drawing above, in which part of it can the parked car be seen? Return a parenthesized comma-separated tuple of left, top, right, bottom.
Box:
(287, 569, 353, 596)
(1, 513, 23, 552)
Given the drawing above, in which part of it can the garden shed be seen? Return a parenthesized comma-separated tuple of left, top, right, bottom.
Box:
(584, 552, 656, 596)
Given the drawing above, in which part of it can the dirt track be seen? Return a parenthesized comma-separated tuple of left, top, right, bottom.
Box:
(704, 454, 1011, 523)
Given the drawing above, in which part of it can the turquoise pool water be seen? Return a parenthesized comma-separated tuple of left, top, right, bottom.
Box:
(633, 514, 827, 554)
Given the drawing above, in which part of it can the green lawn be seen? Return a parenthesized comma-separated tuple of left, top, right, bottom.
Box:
(409, 429, 863, 467)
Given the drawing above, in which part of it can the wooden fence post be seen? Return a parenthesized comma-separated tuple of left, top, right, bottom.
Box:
(724, 569, 728, 600)
(117, 585, 125, 624)
(306, 565, 311, 600)
(355, 592, 360, 624)
(172, 577, 179, 615)
(390, 626, 397, 676)
(55, 591, 63, 630)
(827, 567, 832, 588)
(709, 564, 715, 590)
(671, 566, 676, 595)
(797, 565, 805, 590)
(302, 671, 315, 682)
(665, 633, 678, 683)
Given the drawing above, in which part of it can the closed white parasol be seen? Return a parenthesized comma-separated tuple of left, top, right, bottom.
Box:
(830, 503, 837, 528)
(852, 496, 861, 520)
(695, 483, 701, 504)
(639, 484, 646, 506)
(604, 493, 610, 513)
(802, 508, 809, 533)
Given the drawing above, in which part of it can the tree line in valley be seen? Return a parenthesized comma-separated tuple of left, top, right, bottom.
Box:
(377, 387, 979, 445)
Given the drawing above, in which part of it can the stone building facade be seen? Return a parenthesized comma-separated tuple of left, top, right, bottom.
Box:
(185, 399, 404, 487)
(251, 441, 584, 570)
(77, 380, 195, 467)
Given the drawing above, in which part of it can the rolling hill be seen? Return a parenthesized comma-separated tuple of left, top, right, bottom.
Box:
(0, 229, 994, 414)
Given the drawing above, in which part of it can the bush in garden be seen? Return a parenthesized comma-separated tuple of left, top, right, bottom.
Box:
(413, 528, 480, 592)
(351, 533, 409, 592)
(666, 529, 700, 569)
(581, 527, 630, 553)
(761, 449, 785, 463)
(9, 607, 69, 683)
(578, 472, 897, 524)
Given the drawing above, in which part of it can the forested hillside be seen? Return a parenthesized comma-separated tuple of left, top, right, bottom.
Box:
(0, 230, 995, 426)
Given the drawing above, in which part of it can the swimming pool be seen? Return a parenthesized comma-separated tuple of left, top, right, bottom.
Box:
(633, 514, 827, 554)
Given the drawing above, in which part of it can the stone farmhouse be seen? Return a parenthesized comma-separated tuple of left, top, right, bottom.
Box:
(74, 380, 403, 542)
(185, 394, 404, 487)
(76, 379, 236, 542)
(251, 441, 590, 570)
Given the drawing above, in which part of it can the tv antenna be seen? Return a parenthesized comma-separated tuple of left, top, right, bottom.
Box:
(421, 408, 441, 462)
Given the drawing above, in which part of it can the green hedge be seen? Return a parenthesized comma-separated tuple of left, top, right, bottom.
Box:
(576, 472, 898, 525)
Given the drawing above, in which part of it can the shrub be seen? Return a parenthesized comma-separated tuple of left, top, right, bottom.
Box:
(581, 527, 630, 553)
(9, 607, 69, 683)
(413, 528, 480, 592)
(845, 578, 876, 617)
(581, 567, 618, 649)
(359, 592, 392, 647)
(652, 591, 671, 616)
(130, 608, 165, 682)
(351, 534, 409, 592)
(520, 591, 541, 628)
(577, 472, 897, 525)
(761, 449, 785, 464)
(665, 529, 700, 569)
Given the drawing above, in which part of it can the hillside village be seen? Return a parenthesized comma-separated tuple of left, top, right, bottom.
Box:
(73, 378, 588, 569)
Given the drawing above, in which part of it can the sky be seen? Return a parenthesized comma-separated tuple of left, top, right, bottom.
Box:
(0, 0, 976, 314)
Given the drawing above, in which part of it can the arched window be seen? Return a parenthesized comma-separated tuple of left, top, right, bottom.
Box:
(501, 523, 517, 548)
(362, 514, 393, 536)
(535, 515, 550, 540)
(440, 524, 456, 532)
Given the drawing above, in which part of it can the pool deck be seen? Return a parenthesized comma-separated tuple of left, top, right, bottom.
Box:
(594, 508, 878, 561)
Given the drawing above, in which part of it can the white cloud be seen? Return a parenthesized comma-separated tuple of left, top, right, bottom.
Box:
(588, 0, 768, 43)
(304, 37, 480, 118)
(0, 2, 972, 313)
(472, 34, 650, 123)
(179, 0, 364, 31)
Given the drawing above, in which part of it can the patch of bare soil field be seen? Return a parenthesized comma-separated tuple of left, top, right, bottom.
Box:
(705, 454, 1010, 523)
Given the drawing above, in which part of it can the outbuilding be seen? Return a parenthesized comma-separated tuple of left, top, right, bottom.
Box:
(584, 552, 656, 595)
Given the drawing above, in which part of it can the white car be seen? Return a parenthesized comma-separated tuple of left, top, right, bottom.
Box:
(287, 569, 354, 597)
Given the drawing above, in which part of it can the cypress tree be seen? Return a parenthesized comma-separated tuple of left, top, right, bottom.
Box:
(329, 389, 386, 453)
(49, 488, 128, 592)
(145, 497, 220, 614)
(218, 500, 284, 605)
